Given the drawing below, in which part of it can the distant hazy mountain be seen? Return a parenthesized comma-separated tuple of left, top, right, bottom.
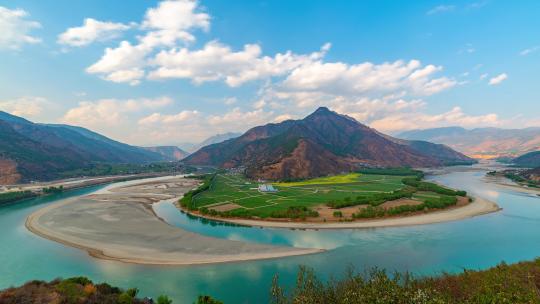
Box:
(177, 142, 198, 153)
(185, 107, 473, 180)
(513, 151, 540, 168)
(143, 146, 189, 160)
(398, 127, 540, 158)
(0, 111, 166, 183)
(181, 132, 241, 153)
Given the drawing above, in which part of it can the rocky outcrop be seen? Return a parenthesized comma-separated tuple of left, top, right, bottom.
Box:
(0, 158, 21, 184)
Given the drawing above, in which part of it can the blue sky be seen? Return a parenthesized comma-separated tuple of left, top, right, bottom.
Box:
(0, 0, 539, 145)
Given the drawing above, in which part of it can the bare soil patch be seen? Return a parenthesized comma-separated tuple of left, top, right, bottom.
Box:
(210, 203, 243, 212)
(380, 199, 423, 210)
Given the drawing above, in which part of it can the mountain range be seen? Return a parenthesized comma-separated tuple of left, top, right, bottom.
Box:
(178, 132, 242, 153)
(513, 151, 540, 168)
(0, 111, 169, 184)
(143, 146, 189, 160)
(184, 107, 474, 180)
(398, 127, 540, 158)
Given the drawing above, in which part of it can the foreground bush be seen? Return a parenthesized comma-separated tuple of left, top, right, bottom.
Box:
(0, 276, 229, 304)
(271, 259, 540, 304)
(0, 277, 163, 304)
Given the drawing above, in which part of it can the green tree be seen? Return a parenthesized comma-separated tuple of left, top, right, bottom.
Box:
(196, 295, 223, 304)
(157, 295, 173, 304)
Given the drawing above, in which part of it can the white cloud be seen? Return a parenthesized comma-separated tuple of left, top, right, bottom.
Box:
(57, 18, 132, 47)
(273, 114, 295, 123)
(134, 107, 275, 144)
(0, 6, 41, 49)
(207, 108, 273, 127)
(86, 41, 149, 85)
(140, 0, 210, 47)
(148, 41, 330, 86)
(252, 87, 501, 136)
(466, 1, 489, 10)
(0, 96, 50, 119)
(479, 73, 488, 80)
(488, 73, 508, 85)
(83, 0, 456, 100)
(278, 59, 455, 98)
(427, 5, 455, 15)
(369, 106, 499, 133)
(138, 110, 199, 125)
(62, 97, 173, 128)
(85, 0, 210, 85)
(520, 46, 540, 56)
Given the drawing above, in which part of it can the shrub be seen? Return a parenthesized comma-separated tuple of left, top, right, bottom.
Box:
(197, 295, 223, 304)
(157, 295, 173, 304)
(269, 206, 319, 219)
(83, 283, 96, 295)
(386, 204, 425, 215)
(333, 211, 343, 218)
(0, 190, 36, 205)
(117, 292, 134, 304)
(353, 206, 386, 218)
(268, 259, 540, 303)
(43, 185, 64, 194)
(402, 178, 467, 197)
(56, 280, 84, 304)
(64, 276, 92, 286)
(424, 196, 457, 209)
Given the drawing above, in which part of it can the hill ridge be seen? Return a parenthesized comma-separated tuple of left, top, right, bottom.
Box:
(185, 107, 474, 180)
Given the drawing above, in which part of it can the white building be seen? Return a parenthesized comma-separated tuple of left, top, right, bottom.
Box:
(258, 184, 278, 193)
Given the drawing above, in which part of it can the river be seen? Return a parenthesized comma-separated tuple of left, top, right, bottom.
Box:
(1, 166, 539, 303)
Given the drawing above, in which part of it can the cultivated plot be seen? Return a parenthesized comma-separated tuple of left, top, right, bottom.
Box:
(193, 173, 418, 216)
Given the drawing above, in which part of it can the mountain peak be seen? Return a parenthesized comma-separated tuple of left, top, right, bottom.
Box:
(305, 106, 360, 126)
(313, 106, 332, 115)
(305, 107, 339, 120)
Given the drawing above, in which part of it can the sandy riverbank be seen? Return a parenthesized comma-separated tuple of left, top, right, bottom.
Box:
(25, 176, 322, 265)
(2, 173, 166, 194)
(183, 196, 500, 230)
(483, 175, 540, 196)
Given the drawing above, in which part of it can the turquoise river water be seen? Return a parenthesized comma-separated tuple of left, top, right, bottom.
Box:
(1, 166, 540, 303)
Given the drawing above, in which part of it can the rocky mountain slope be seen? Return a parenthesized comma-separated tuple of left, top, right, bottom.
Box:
(0, 111, 166, 183)
(184, 107, 474, 180)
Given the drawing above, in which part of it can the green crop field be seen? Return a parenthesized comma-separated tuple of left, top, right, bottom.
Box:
(180, 170, 468, 220)
(190, 172, 442, 218)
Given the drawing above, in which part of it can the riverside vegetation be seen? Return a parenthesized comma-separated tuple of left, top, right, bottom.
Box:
(4, 258, 540, 303)
(179, 168, 469, 221)
(0, 190, 36, 206)
(270, 258, 540, 303)
(0, 185, 66, 207)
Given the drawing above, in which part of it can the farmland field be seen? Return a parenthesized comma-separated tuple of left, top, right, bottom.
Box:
(189, 172, 456, 218)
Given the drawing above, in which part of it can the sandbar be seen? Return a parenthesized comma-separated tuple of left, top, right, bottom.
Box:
(25, 175, 322, 265)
